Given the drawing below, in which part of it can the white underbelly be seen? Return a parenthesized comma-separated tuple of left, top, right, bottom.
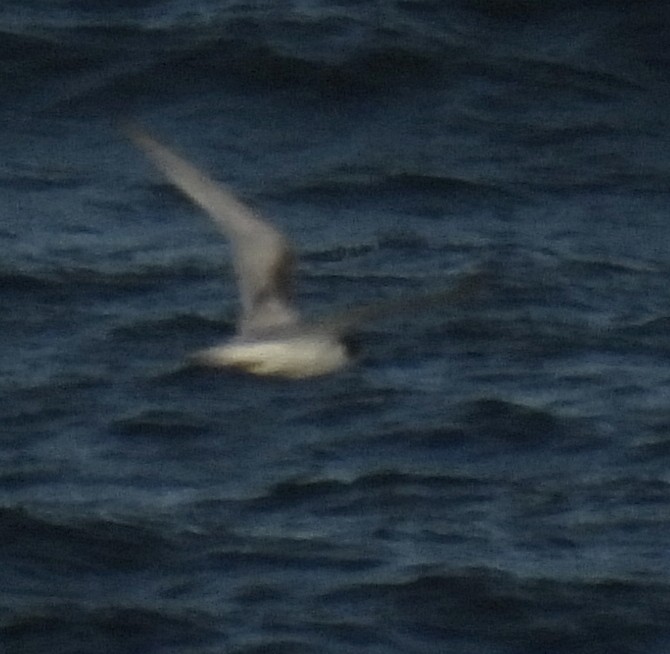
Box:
(191, 335, 350, 378)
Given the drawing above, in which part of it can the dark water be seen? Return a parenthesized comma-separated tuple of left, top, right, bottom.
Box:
(2, 1, 670, 652)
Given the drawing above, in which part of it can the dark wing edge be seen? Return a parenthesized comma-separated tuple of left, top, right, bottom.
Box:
(312, 269, 488, 336)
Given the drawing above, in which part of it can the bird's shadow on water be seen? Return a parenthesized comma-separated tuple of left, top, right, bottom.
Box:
(143, 346, 393, 414)
(148, 356, 364, 394)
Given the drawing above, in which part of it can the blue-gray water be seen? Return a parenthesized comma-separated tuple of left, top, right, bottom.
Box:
(2, 2, 670, 653)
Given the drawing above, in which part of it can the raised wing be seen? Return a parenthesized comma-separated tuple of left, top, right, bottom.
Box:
(125, 124, 299, 335)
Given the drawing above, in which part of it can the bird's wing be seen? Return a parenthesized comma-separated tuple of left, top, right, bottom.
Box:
(125, 124, 299, 335)
(311, 270, 487, 336)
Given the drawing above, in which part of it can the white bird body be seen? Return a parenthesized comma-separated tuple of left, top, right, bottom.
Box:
(191, 334, 351, 379)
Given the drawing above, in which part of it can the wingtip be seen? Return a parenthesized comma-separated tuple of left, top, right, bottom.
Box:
(114, 116, 156, 153)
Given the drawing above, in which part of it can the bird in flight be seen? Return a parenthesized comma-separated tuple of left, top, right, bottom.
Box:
(125, 124, 481, 379)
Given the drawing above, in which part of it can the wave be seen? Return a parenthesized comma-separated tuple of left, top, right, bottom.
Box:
(280, 171, 520, 207)
(111, 408, 211, 439)
(0, 507, 175, 572)
(619, 315, 670, 338)
(0, 164, 88, 192)
(248, 469, 492, 516)
(453, 397, 562, 445)
(2, 603, 221, 654)
(110, 312, 230, 341)
(206, 540, 381, 574)
(0, 262, 213, 300)
(321, 568, 670, 653)
(7, 14, 652, 115)
(50, 43, 443, 113)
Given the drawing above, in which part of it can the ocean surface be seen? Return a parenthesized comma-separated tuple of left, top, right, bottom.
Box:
(2, 1, 670, 652)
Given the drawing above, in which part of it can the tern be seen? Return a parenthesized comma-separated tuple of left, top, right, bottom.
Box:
(126, 124, 481, 379)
